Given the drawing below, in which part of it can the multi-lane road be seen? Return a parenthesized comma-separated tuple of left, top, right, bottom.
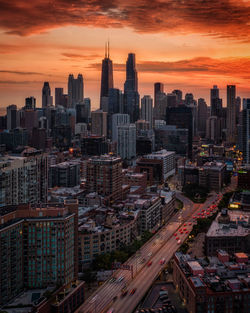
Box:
(76, 192, 220, 313)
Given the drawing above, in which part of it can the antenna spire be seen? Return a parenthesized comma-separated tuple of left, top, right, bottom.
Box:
(108, 40, 110, 58)
(105, 42, 107, 58)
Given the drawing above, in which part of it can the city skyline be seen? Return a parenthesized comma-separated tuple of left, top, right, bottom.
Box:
(2, 1, 250, 111)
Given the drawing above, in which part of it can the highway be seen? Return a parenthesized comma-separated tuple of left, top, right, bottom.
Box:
(76, 192, 220, 313)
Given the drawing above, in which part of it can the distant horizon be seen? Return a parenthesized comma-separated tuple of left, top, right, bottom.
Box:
(1, 1, 250, 112)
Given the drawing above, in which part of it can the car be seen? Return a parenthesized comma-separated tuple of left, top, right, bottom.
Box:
(174, 233, 177, 236)
(183, 223, 187, 226)
(177, 240, 181, 244)
(147, 261, 152, 266)
(189, 222, 192, 226)
(179, 228, 182, 232)
(183, 228, 187, 231)
(113, 296, 117, 302)
(148, 252, 152, 257)
(180, 231, 183, 234)
(117, 276, 124, 282)
(130, 288, 136, 295)
(176, 237, 179, 240)
(107, 309, 114, 313)
(160, 258, 166, 265)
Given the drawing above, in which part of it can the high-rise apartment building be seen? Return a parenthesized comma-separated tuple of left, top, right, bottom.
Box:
(100, 43, 113, 110)
(117, 124, 136, 160)
(241, 99, 250, 164)
(42, 82, 53, 108)
(227, 85, 236, 144)
(111, 113, 130, 142)
(6, 104, 17, 130)
(68, 74, 84, 107)
(86, 155, 122, 203)
(141, 95, 153, 128)
(0, 148, 48, 207)
(124, 53, 140, 122)
(172, 89, 183, 105)
(91, 109, 107, 137)
(0, 200, 78, 305)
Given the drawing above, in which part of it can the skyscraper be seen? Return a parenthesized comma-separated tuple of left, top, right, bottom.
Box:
(91, 109, 107, 137)
(227, 85, 236, 144)
(111, 113, 130, 142)
(117, 124, 136, 160)
(141, 95, 153, 128)
(25, 97, 36, 110)
(68, 74, 84, 107)
(6, 104, 17, 130)
(210, 85, 219, 102)
(241, 99, 250, 164)
(42, 82, 53, 108)
(55, 87, 64, 106)
(210, 85, 222, 117)
(198, 98, 208, 137)
(124, 53, 139, 122)
(100, 42, 113, 109)
(172, 90, 183, 105)
(76, 98, 91, 124)
(166, 107, 193, 159)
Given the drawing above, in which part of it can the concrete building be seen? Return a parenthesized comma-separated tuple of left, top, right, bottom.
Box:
(42, 82, 53, 108)
(7, 104, 17, 130)
(144, 150, 175, 181)
(111, 113, 130, 142)
(205, 209, 250, 255)
(86, 155, 123, 203)
(117, 123, 136, 160)
(0, 148, 48, 207)
(0, 200, 78, 305)
(241, 98, 250, 164)
(173, 251, 250, 313)
(91, 109, 107, 137)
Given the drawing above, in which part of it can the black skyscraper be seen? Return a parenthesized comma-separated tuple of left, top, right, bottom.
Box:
(124, 53, 139, 122)
(166, 107, 193, 159)
(100, 42, 113, 110)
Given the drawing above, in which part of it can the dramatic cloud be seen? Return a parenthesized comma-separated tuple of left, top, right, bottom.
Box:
(61, 53, 102, 60)
(0, 70, 44, 75)
(1, 0, 250, 40)
(89, 56, 250, 80)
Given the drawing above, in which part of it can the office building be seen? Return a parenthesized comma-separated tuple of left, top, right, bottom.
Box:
(76, 98, 91, 124)
(0, 200, 78, 305)
(124, 53, 140, 122)
(86, 154, 123, 203)
(197, 98, 207, 137)
(241, 98, 250, 164)
(52, 125, 72, 150)
(55, 87, 64, 106)
(68, 74, 84, 107)
(173, 250, 250, 313)
(42, 82, 53, 108)
(166, 107, 193, 159)
(111, 113, 130, 142)
(25, 96, 36, 110)
(91, 109, 107, 137)
(185, 93, 194, 106)
(0, 148, 48, 207)
(107, 88, 123, 137)
(154, 92, 167, 120)
(227, 85, 236, 144)
(166, 93, 177, 108)
(117, 123, 136, 160)
(141, 95, 153, 128)
(49, 160, 80, 188)
(154, 82, 164, 114)
(172, 89, 183, 105)
(100, 43, 113, 109)
(206, 116, 221, 144)
(7, 104, 17, 130)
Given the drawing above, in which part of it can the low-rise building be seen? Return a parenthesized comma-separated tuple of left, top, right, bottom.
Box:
(173, 251, 250, 313)
(205, 209, 250, 256)
(49, 160, 81, 188)
(199, 161, 226, 192)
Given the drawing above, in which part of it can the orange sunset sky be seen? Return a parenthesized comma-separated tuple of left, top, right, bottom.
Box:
(1, 0, 250, 113)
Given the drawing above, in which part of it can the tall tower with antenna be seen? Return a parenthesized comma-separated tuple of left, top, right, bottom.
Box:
(100, 41, 113, 110)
